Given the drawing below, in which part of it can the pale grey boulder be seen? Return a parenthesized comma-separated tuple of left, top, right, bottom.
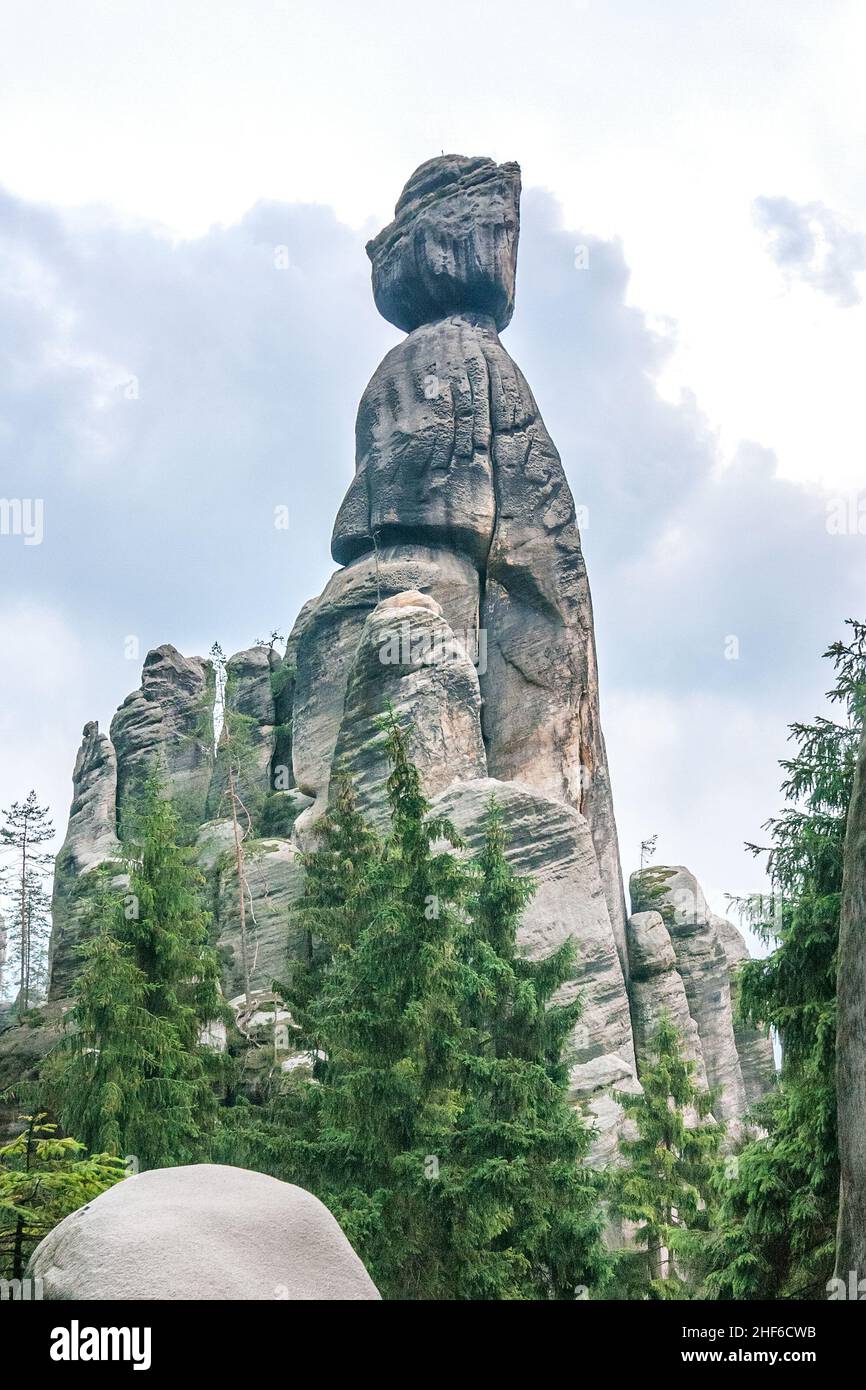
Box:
(630, 866, 747, 1126)
(713, 913, 776, 1107)
(216, 837, 307, 996)
(432, 777, 638, 1166)
(289, 545, 481, 834)
(331, 591, 487, 826)
(626, 911, 708, 1088)
(367, 154, 520, 334)
(27, 1164, 380, 1300)
(48, 721, 122, 998)
(834, 721, 866, 1285)
(110, 644, 214, 831)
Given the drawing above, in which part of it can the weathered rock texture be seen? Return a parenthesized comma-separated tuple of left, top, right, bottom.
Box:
(27, 1164, 380, 1300)
(49, 721, 122, 998)
(111, 644, 213, 831)
(714, 913, 777, 1106)
(626, 910, 707, 1087)
(30, 154, 773, 1158)
(834, 721, 866, 1284)
(628, 866, 775, 1126)
(329, 155, 627, 964)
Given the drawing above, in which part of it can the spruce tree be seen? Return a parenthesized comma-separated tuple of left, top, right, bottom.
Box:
(0, 1114, 125, 1281)
(56, 780, 225, 1169)
(0, 790, 54, 1016)
(611, 1015, 722, 1299)
(276, 714, 608, 1300)
(699, 621, 865, 1299)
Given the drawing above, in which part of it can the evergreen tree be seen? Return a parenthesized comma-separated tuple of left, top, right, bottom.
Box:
(55, 780, 225, 1169)
(700, 621, 865, 1299)
(435, 800, 609, 1300)
(0, 1114, 125, 1281)
(611, 1015, 723, 1299)
(0, 791, 54, 1016)
(270, 714, 608, 1299)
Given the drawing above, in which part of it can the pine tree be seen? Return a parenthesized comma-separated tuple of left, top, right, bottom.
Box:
(699, 621, 865, 1299)
(55, 780, 225, 1169)
(0, 1114, 125, 1281)
(611, 1015, 723, 1299)
(272, 714, 608, 1300)
(0, 791, 54, 1017)
(436, 799, 609, 1300)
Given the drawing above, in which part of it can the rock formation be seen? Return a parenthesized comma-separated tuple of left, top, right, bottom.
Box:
(25, 154, 775, 1163)
(27, 1164, 381, 1299)
(628, 866, 775, 1127)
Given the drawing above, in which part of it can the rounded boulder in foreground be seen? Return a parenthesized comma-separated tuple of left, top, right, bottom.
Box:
(26, 1163, 381, 1300)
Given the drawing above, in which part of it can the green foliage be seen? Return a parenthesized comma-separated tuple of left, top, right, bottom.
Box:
(226, 713, 608, 1299)
(611, 1016, 723, 1299)
(629, 865, 676, 923)
(0, 1114, 125, 1280)
(0, 790, 55, 1015)
(699, 620, 866, 1299)
(52, 780, 226, 1170)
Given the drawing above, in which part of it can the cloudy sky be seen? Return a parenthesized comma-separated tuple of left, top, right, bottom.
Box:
(1, 0, 864, 932)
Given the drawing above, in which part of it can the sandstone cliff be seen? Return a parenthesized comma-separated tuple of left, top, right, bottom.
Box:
(25, 155, 774, 1155)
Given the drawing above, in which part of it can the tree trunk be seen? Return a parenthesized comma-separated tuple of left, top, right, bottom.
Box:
(17, 816, 28, 1018)
(835, 721, 866, 1284)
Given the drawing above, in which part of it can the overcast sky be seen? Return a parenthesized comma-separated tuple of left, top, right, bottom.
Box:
(1, 0, 864, 933)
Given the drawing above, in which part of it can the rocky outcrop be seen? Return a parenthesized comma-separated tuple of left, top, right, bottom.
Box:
(31, 154, 772, 1161)
(626, 910, 707, 1086)
(216, 837, 306, 997)
(714, 913, 777, 1106)
(433, 778, 638, 1166)
(329, 156, 626, 965)
(834, 721, 866, 1285)
(628, 866, 775, 1127)
(367, 154, 520, 334)
(48, 721, 122, 999)
(27, 1164, 381, 1299)
(111, 644, 214, 832)
(289, 544, 481, 835)
(331, 591, 486, 826)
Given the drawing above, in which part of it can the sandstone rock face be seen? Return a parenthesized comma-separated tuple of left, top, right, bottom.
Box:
(329, 157, 627, 964)
(628, 866, 770, 1127)
(216, 838, 306, 997)
(27, 1164, 380, 1300)
(331, 592, 486, 826)
(834, 722, 866, 1283)
(35, 155, 772, 1160)
(367, 154, 520, 334)
(626, 911, 707, 1087)
(111, 644, 213, 830)
(713, 913, 777, 1106)
(207, 645, 281, 822)
(433, 777, 638, 1166)
(289, 545, 481, 833)
(48, 722, 122, 1000)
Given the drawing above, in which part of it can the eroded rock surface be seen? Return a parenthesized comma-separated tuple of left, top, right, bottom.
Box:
(111, 644, 213, 830)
